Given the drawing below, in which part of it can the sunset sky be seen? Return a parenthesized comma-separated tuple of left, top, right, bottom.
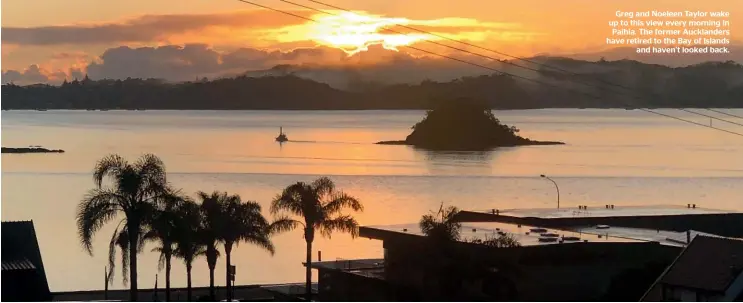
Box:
(2, 0, 741, 84)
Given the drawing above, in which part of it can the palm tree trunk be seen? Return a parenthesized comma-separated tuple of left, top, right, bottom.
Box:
(305, 238, 313, 300)
(304, 227, 315, 301)
(165, 254, 172, 302)
(186, 263, 193, 302)
(225, 242, 233, 301)
(128, 223, 139, 301)
(209, 265, 215, 300)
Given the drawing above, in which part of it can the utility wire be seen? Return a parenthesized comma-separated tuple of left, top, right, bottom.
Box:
(300, 0, 743, 128)
(233, 0, 743, 137)
(705, 108, 743, 119)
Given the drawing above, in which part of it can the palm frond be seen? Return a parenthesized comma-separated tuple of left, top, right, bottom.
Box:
(270, 183, 306, 216)
(134, 153, 167, 188)
(242, 233, 276, 255)
(106, 221, 125, 285)
(311, 177, 335, 197)
(269, 216, 302, 235)
(77, 188, 123, 254)
(419, 214, 438, 235)
(419, 203, 461, 242)
(116, 229, 131, 286)
(323, 192, 363, 215)
(93, 154, 127, 188)
(317, 215, 359, 238)
(241, 200, 262, 213)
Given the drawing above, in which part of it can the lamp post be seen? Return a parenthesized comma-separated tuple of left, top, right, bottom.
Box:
(540, 174, 560, 209)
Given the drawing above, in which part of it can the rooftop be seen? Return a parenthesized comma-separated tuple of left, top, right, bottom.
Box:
(1, 220, 51, 301)
(642, 236, 743, 301)
(469, 205, 737, 219)
(363, 222, 643, 247)
(308, 258, 385, 271)
(565, 226, 724, 247)
(308, 259, 386, 279)
(362, 221, 727, 248)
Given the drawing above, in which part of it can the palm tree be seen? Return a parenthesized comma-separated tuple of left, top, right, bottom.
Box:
(144, 191, 189, 302)
(199, 191, 276, 301)
(197, 191, 224, 300)
(105, 222, 145, 287)
(419, 203, 462, 242)
(173, 200, 205, 302)
(76, 154, 168, 301)
(270, 177, 363, 300)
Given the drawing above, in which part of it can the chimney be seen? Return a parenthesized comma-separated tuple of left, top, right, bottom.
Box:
(693, 204, 696, 209)
(687, 204, 691, 208)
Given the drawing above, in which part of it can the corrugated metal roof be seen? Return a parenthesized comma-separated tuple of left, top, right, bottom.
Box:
(2, 258, 36, 271)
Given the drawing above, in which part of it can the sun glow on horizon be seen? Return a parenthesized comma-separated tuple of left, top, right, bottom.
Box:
(265, 10, 533, 57)
(308, 12, 433, 55)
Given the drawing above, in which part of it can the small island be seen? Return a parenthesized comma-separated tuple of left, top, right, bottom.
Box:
(2, 147, 65, 154)
(377, 98, 564, 150)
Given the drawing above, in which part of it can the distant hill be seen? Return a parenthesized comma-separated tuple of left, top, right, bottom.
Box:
(2, 59, 742, 110)
(562, 45, 743, 68)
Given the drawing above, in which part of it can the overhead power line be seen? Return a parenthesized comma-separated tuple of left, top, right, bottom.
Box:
(300, 0, 743, 128)
(233, 0, 743, 137)
(705, 108, 743, 119)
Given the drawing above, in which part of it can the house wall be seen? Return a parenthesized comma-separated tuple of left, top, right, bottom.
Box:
(317, 269, 398, 302)
(381, 234, 680, 301)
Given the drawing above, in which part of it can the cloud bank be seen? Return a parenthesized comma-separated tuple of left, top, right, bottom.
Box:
(2, 43, 500, 86)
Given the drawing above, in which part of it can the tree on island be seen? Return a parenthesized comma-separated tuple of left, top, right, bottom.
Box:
(381, 98, 563, 150)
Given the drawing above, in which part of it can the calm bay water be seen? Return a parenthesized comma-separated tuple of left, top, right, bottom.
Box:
(2, 109, 743, 291)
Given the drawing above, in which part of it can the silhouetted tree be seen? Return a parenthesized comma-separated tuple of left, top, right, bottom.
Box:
(173, 201, 205, 302)
(270, 177, 363, 300)
(419, 203, 462, 242)
(4, 61, 741, 110)
(145, 191, 190, 301)
(76, 154, 169, 301)
(197, 192, 222, 300)
(198, 191, 277, 301)
(480, 233, 521, 248)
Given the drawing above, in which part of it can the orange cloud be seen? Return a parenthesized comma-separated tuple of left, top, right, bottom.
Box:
(263, 10, 539, 55)
(1, 9, 312, 46)
(1, 9, 539, 56)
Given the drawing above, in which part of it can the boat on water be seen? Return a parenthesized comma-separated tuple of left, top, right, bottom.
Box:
(276, 127, 288, 143)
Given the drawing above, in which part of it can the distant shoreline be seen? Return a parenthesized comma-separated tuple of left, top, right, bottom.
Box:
(2, 147, 65, 154)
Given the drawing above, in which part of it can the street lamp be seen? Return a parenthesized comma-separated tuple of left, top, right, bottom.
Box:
(540, 174, 560, 209)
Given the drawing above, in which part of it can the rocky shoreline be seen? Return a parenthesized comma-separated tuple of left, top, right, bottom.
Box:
(375, 99, 565, 151)
(376, 139, 565, 150)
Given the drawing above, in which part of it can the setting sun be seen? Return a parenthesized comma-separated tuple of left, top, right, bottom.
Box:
(308, 12, 432, 55)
